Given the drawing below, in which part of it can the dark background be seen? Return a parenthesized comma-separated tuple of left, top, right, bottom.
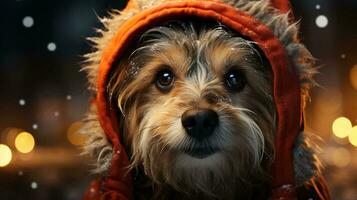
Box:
(0, 0, 356, 199)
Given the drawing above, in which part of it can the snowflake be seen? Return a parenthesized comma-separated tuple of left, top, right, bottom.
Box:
(32, 124, 38, 130)
(31, 182, 38, 189)
(23, 16, 34, 28)
(47, 42, 57, 51)
(315, 15, 328, 28)
(19, 99, 26, 106)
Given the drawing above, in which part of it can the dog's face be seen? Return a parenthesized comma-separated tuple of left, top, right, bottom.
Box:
(108, 21, 276, 197)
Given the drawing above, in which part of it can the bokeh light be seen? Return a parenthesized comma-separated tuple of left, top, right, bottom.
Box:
(0, 144, 12, 167)
(67, 122, 86, 146)
(31, 182, 38, 190)
(15, 132, 35, 154)
(332, 147, 351, 168)
(1, 128, 22, 146)
(348, 126, 357, 147)
(22, 16, 34, 28)
(47, 42, 57, 51)
(32, 124, 38, 130)
(19, 99, 26, 106)
(316, 15, 328, 28)
(350, 64, 357, 90)
(332, 117, 352, 138)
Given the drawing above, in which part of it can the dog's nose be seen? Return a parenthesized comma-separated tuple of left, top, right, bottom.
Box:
(181, 109, 219, 139)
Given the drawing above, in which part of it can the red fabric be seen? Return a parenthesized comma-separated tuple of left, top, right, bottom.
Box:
(270, 184, 297, 200)
(100, 151, 133, 200)
(270, 0, 292, 13)
(82, 148, 133, 200)
(82, 179, 101, 200)
(87, 0, 305, 199)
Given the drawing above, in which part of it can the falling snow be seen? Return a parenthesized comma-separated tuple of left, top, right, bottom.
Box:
(341, 54, 346, 59)
(54, 111, 60, 117)
(22, 16, 34, 28)
(32, 124, 38, 130)
(66, 95, 72, 100)
(315, 4, 320, 10)
(31, 182, 38, 189)
(316, 15, 328, 28)
(19, 99, 26, 106)
(47, 42, 57, 51)
(18, 171, 23, 176)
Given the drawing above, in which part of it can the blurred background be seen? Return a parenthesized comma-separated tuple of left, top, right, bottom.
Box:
(0, 0, 355, 199)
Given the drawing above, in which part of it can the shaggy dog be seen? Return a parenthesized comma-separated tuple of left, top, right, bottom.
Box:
(107, 20, 274, 199)
(80, 1, 328, 200)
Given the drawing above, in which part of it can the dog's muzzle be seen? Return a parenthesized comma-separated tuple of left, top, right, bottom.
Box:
(181, 108, 220, 158)
(181, 108, 219, 140)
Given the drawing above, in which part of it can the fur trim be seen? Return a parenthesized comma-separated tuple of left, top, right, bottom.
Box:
(79, 104, 113, 174)
(293, 131, 323, 186)
(80, 0, 320, 184)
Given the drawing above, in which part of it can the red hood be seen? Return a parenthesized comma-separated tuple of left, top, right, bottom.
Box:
(83, 0, 316, 199)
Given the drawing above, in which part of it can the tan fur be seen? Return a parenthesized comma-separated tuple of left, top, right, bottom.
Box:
(104, 24, 275, 199)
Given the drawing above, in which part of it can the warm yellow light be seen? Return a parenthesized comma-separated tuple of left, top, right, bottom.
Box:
(67, 122, 87, 146)
(350, 64, 357, 90)
(348, 126, 357, 147)
(332, 117, 352, 138)
(15, 132, 35, 153)
(0, 144, 12, 167)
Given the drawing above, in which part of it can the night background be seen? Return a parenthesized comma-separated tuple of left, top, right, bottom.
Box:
(0, 0, 356, 199)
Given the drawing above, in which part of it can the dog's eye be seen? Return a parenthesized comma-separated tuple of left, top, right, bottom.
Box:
(224, 69, 246, 92)
(155, 69, 175, 92)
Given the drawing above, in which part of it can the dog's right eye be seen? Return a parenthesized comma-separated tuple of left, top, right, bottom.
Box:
(224, 68, 246, 92)
(155, 69, 175, 92)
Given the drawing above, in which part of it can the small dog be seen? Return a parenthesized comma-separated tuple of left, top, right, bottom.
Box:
(106, 19, 276, 199)
(81, 1, 329, 200)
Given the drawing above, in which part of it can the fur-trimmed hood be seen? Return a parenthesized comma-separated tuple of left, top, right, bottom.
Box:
(80, 0, 329, 199)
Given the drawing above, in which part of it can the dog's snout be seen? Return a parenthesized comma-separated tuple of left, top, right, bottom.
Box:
(181, 109, 219, 139)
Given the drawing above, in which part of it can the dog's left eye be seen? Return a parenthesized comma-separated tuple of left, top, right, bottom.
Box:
(155, 69, 175, 92)
(224, 69, 246, 92)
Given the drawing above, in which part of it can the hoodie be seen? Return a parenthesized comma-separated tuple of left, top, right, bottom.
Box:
(80, 0, 330, 199)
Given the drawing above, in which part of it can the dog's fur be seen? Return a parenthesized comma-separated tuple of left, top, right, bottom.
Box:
(106, 20, 275, 199)
(80, 0, 323, 199)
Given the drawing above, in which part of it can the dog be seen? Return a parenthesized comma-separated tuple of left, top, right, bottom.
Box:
(105, 19, 275, 199)
(81, 1, 330, 200)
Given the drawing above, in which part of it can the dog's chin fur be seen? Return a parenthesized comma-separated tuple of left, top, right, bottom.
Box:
(105, 20, 276, 199)
(163, 152, 238, 199)
(160, 152, 262, 199)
